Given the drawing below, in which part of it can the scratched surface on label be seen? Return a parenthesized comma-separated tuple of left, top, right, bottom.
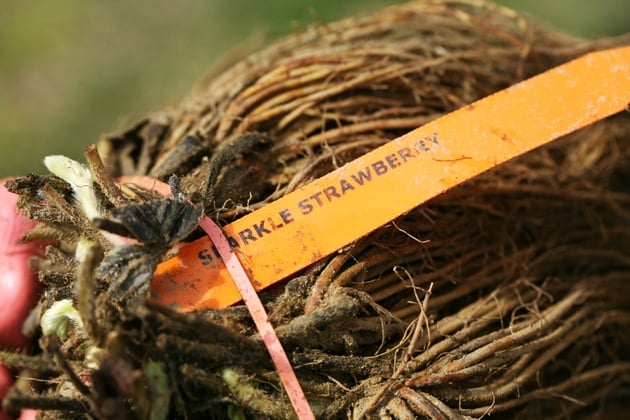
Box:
(151, 46, 630, 311)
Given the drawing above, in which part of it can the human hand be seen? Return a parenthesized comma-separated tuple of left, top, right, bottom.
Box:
(0, 178, 43, 419)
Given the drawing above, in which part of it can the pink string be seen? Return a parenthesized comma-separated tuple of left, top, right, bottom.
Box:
(198, 217, 315, 419)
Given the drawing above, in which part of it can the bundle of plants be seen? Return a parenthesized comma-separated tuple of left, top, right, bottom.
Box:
(3, 0, 629, 418)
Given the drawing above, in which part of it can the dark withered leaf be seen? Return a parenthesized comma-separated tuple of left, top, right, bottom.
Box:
(99, 118, 169, 177)
(149, 135, 205, 179)
(96, 244, 160, 298)
(109, 175, 202, 247)
(112, 199, 201, 246)
(204, 132, 274, 209)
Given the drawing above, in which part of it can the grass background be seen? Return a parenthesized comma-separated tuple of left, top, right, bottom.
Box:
(1, 0, 627, 177)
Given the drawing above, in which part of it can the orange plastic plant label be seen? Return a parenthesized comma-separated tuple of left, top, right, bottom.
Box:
(151, 46, 630, 312)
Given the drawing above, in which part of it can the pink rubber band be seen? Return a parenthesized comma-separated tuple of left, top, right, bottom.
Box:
(198, 217, 314, 420)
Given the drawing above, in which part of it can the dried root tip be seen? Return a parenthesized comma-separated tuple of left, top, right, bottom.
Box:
(0, 351, 56, 374)
(2, 395, 90, 414)
(85, 144, 129, 207)
(75, 237, 106, 345)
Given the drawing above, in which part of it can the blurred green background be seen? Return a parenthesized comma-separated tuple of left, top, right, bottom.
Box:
(1, 0, 627, 177)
